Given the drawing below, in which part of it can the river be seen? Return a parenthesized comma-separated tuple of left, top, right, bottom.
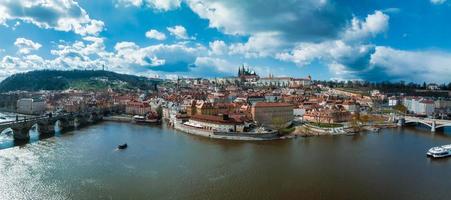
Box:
(0, 122, 450, 200)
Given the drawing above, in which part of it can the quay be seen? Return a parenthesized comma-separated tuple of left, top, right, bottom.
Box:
(173, 120, 280, 141)
(104, 115, 133, 122)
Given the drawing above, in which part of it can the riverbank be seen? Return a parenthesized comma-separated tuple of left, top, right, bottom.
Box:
(173, 121, 281, 141)
(291, 122, 398, 137)
(103, 115, 133, 122)
(1, 121, 450, 200)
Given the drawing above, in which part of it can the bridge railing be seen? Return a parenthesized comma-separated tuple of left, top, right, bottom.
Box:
(0, 106, 121, 126)
(0, 113, 72, 126)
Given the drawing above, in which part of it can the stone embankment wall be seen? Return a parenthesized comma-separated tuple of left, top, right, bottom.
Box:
(174, 122, 279, 141)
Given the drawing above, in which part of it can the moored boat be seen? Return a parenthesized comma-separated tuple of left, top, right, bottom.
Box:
(118, 143, 128, 149)
(133, 115, 160, 124)
(427, 145, 451, 158)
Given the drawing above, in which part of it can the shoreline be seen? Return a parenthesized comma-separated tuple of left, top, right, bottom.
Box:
(290, 122, 398, 137)
(173, 121, 282, 141)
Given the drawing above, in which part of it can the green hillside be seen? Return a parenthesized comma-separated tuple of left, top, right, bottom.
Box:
(0, 70, 161, 92)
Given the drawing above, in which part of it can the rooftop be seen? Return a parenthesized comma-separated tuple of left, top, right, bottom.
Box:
(253, 102, 293, 108)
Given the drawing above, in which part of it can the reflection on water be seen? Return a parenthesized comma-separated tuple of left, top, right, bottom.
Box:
(0, 122, 450, 200)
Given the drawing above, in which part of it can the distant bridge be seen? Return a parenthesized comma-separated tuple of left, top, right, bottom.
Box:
(0, 106, 123, 140)
(395, 116, 451, 132)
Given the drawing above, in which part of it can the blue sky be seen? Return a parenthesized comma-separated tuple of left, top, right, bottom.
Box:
(0, 0, 450, 83)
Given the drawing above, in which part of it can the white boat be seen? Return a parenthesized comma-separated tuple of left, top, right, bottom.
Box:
(132, 115, 159, 124)
(426, 145, 451, 158)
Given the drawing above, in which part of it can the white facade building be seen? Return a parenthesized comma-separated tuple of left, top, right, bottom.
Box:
(17, 98, 46, 115)
(388, 97, 399, 107)
(402, 97, 435, 116)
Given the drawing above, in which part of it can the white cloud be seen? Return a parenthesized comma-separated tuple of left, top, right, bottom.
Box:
(430, 0, 447, 5)
(111, 41, 207, 69)
(208, 40, 227, 55)
(14, 38, 42, 54)
(117, 0, 181, 11)
(186, 0, 346, 40)
(145, 29, 166, 40)
(276, 40, 374, 67)
(229, 32, 285, 58)
(370, 47, 451, 83)
(51, 36, 107, 59)
(0, 0, 104, 36)
(276, 11, 387, 65)
(167, 25, 193, 40)
(275, 11, 390, 80)
(194, 56, 231, 73)
(0, 39, 210, 80)
(343, 11, 389, 42)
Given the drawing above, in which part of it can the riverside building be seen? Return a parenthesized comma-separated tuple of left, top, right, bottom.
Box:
(251, 102, 294, 128)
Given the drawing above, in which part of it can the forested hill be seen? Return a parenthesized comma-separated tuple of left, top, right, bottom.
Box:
(0, 70, 162, 92)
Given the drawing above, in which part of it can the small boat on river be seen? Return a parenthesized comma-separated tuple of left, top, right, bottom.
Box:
(132, 115, 160, 124)
(118, 143, 128, 149)
(427, 144, 451, 158)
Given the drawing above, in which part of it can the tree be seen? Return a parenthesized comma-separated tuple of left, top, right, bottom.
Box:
(156, 105, 163, 120)
(393, 104, 407, 114)
(272, 116, 288, 135)
(360, 115, 370, 124)
(349, 114, 361, 132)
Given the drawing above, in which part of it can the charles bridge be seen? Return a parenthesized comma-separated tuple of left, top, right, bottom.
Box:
(0, 106, 124, 140)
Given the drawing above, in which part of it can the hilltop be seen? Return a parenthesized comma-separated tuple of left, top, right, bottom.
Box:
(0, 70, 162, 92)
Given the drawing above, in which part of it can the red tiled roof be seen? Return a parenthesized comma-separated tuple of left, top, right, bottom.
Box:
(253, 102, 293, 108)
(191, 114, 243, 125)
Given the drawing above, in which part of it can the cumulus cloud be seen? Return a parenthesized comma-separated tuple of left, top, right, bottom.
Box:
(117, 0, 181, 11)
(186, 0, 347, 41)
(276, 11, 386, 64)
(183, 0, 356, 59)
(14, 38, 42, 54)
(112, 41, 206, 69)
(167, 25, 193, 40)
(430, 0, 447, 5)
(229, 32, 285, 58)
(145, 29, 166, 40)
(0, 38, 212, 79)
(369, 47, 451, 82)
(277, 41, 370, 66)
(0, 54, 47, 78)
(275, 11, 392, 80)
(208, 40, 227, 55)
(0, 0, 104, 36)
(193, 56, 234, 76)
(51, 36, 107, 60)
(343, 11, 389, 42)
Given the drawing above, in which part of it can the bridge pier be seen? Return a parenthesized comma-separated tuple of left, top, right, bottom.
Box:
(431, 121, 436, 133)
(37, 123, 55, 135)
(74, 117, 80, 129)
(75, 116, 89, 128)
(397, 118, 405, 126)
(12, 127, 30, 140)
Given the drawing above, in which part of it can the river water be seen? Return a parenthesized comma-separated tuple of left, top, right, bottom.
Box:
(0, 122, 450, 200)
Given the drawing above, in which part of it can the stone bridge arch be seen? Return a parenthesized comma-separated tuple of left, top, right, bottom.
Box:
(0, 127, 14, 138)
(35, 119, 56, 135)
(404, 120, 433, 128)
(88, 112, 102, 123)
(436, 123, 451, 130)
